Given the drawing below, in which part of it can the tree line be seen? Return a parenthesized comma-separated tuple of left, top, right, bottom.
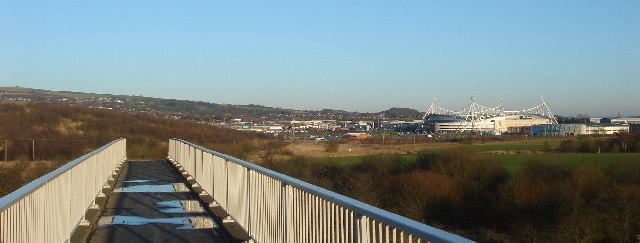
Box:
(558, 134, 640, 153)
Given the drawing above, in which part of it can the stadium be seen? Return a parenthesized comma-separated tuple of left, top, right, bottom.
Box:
(422, 96, 557, 135)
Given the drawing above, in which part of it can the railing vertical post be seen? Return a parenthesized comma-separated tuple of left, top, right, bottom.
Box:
(246, 168, 251, 235)
(195, 150, 204, 180)
(180, 142, 183, 167)
(281, 182, 287, 243)
(199, 150, 204, 182)
(225, 159, 229, 214)
(192, 146, 197, 179)
(210, 152, 214, 200)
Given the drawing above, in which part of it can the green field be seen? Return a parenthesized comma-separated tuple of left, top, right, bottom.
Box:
(311, 150, 640, 175)
(491, 153, 640, 174)
(311, 139, 564, 166)
(470, 139, 562, 151)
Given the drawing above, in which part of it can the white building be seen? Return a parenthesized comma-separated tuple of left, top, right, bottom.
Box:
(530, 123, 629, 136)
(588, 118, 603, 123)
(423, 96, 557, 135)
(428, 115, 553, 135)
(611, 118, 640, 124)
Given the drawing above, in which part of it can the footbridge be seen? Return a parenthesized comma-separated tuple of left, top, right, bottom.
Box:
(0, 138, 474, 243)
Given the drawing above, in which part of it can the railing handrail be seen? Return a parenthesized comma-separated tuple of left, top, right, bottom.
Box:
(0, 138, 126, 211)
(171, 138, 473, 243)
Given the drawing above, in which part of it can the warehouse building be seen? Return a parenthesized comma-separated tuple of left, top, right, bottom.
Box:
(530, 123, 629, 136)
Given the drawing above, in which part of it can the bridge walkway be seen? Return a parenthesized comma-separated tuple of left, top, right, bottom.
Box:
(88, 160, 231, 243)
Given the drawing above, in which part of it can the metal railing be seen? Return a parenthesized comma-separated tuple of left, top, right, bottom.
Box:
(169, 138, 474, 243)
(0, 138, 127, 243)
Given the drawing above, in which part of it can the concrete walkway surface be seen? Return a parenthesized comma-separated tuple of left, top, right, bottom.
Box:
(88, 160, 231, 243)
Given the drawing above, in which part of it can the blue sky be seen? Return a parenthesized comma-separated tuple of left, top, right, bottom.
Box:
(1, 1, 638, 116)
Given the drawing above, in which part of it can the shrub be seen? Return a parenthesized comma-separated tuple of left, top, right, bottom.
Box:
(323, 140, 340, 152)
(609, 158, 640, 185)
(0, 162, 28, 197)
(558, 139, 578, 153)
(506, 161, 573, 231)
(0, 102, 266, 161)
(418, 147, 509, 189)
(378, 171, 462, 224)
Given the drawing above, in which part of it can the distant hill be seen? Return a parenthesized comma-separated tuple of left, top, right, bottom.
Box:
(0, 87, 300, 121)
(0, 87, 423, 121)
(381, 107, 422, 119)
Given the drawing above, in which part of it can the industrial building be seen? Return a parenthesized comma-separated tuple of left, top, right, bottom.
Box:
(422, 96, 556, 135)
(611, 117, 640, 124)
(530, 123, 629, 136)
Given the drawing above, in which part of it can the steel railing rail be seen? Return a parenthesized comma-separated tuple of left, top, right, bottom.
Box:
(169, 138, 474, 243)
(0, 138, 127, 243)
